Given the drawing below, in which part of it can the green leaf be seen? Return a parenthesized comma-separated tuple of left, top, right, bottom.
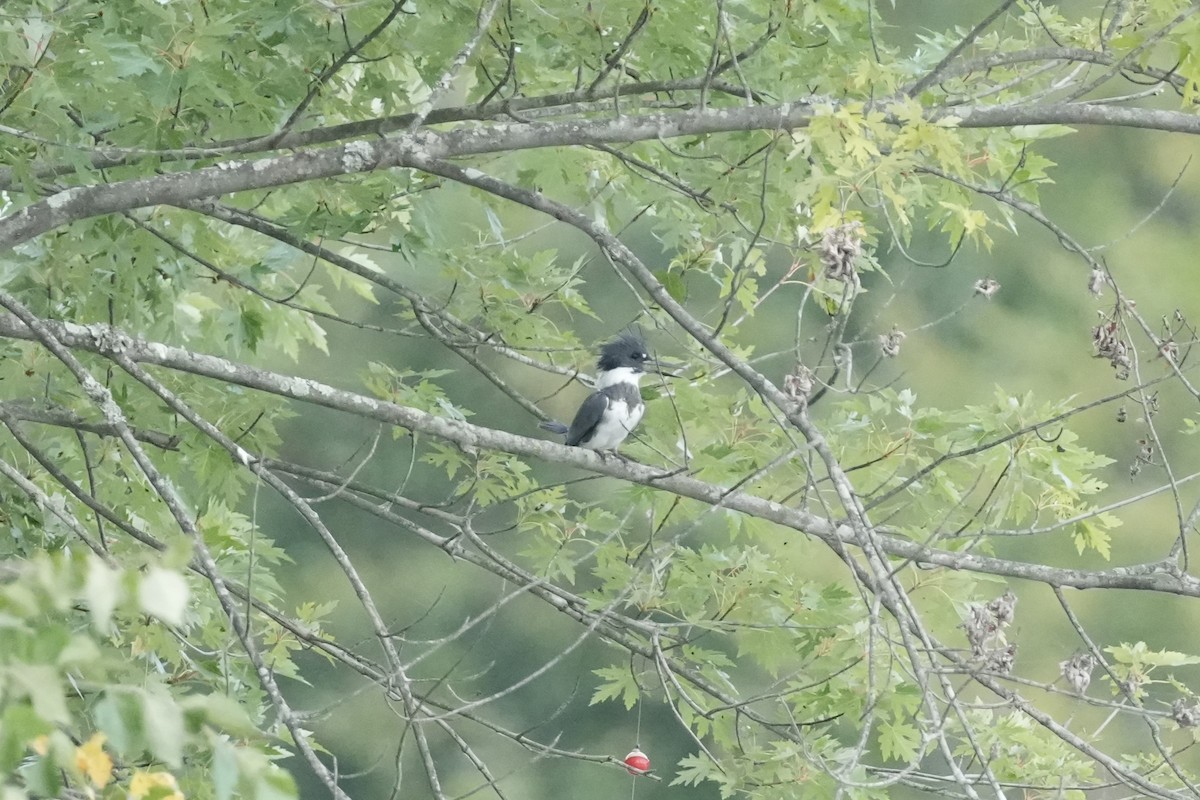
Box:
(8, 665, 67, 725)
(671, 753, 718, 787)
(589, 665, 641, 710)
(879, 720, 920, 762)
(0, 705, 50, 773)
(1115, 644, 1200, 668)
(253, 767, 298, 800)
(240, 309, 266, 352)
(1, 783, 31, 800)
(95, 690, 147, 756)
(212, 737, 240, 800)
(181, 693, 261, 739)
(17, 753, 61, 798)
(103, 42, 164, 78)
(138, 567, 190, 627)
(143, 687, 186, 768)
(84, 557, 121, 634)
(656, 268, 688, 302)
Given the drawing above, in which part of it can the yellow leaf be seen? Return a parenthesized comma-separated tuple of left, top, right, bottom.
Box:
(131, 770, 185, 800)
(75, 733, 113, 789)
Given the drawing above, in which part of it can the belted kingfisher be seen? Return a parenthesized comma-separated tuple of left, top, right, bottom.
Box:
(540, 333, 675, 451)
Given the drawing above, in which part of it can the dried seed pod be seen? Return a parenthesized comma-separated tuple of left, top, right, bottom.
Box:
(1172, 699, 1200, 728)
(986, 590, 1017, 627)
(1121, 672, 1147, 697)
(962, 590, 1017, 663)
(984, 643, 1017, 675)
(820, 222, 863, 287)
(974, 278, 1001, 298)
(879, 328, 906, 358)
(962, 604, 994, 656)
(1092, 319, 1132, 379)
(1059, 651, 1097, 694)
(784, 365, 814, 403)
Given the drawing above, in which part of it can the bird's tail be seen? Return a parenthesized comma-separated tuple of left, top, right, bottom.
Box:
(539, 420, 569, 435)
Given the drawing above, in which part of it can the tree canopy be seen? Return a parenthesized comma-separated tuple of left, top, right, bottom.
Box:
(4, 1, 1200, 799)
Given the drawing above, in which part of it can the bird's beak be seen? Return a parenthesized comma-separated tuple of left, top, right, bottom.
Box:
(650, 358, 684, 378)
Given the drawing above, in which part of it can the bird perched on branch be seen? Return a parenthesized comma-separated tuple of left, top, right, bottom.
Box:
(540, 332, 677, 453)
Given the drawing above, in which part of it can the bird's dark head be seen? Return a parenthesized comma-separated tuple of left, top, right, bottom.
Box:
(597, 332, 653, 373)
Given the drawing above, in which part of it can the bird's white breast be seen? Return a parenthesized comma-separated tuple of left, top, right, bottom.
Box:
(585, 398, 645, 450)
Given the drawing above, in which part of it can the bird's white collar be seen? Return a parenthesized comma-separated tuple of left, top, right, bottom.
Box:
(595, 367, 644, 389)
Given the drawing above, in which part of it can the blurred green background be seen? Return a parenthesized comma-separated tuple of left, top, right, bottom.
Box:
(244, 6, 1200, 798)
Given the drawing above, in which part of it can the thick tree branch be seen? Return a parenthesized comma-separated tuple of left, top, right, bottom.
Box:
(1, 312, 1196, 598)
(0, 76, 771, 191)
(8, 100, 1200, 249)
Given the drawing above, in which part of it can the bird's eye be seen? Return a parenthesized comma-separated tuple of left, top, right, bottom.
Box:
(635, 352, 647, 360)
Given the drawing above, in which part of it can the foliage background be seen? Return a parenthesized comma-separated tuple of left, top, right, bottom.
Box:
(5, 1, 1200, 800)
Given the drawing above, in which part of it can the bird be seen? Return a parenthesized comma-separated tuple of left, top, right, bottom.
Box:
(540, 332, 675, 452)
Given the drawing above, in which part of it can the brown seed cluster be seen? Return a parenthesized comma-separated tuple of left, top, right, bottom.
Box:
(820, 221, 863, 288)
(1092, 319, 1131, 380)
(973, 278, 1001, 298)
(1172, 698, 1200, 728)
(1059, 651, 1096, 694)
(784, 364, 814, 404)
(878, 328, 906, 358)
(962, 589, 1018, 675)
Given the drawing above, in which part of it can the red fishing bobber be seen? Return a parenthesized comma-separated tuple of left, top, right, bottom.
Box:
(623, 747, 650, 775)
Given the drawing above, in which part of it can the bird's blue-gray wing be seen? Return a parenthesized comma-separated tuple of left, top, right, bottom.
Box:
(565, 392, 609, 446)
